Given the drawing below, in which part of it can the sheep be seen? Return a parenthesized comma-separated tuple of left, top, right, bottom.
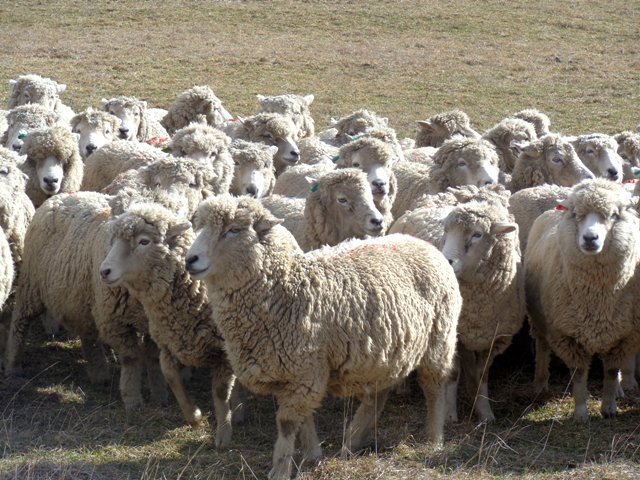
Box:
(98, 203, 237, 445)
(438, 201, 524, 422)
(229, 139, 277, 199)
(508, 184, 571, 252)
(415, 109, 480, 148)
(403, 146, 438, 165)
(101, 96, 169, 143)
(298, 135, 339, 165)
(19, 126, 83, 207)
(511, 109, 551, 137)
(168, 124, 234, 194)
(70, 107, 120, 160)
(358, 126, 406, 164)
(185, 195, 461, 479)
(318, 109, 389, 147)
(0, 110, 7, 138)
(272, 162, 334, 199)
(161, 85, 232, 136)
(256, 93, 315, 139)
(569, 134, 623, 183)
(81, 140, 169, 192)
(391, 137, 501, 218)
(525, 179, 640, 420)
(335, 136, 397, 227)
(262, 168, 386, 252)
(0, 224, 14, 354)
(224, 113, 300, 176)
(482, 117, 537, 173)
(1, 104, 58, 153)
(508, 133, 595, 192)
(613, 131, 640, 181)
(7, 74, 75, 125)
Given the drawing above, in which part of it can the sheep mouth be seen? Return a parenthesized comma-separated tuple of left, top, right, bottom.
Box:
(186, 266, 210, 278)
(372, 188, 388, 197)
(580, 243, 602, 255)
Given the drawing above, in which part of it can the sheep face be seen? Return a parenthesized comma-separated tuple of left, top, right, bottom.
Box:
(71, 110, 119, 159)
(415, 110, 480, 148)
(170, 125, 231, 163)
(230, 146, 277, 198)
(100, 207, 192, 287)
(434, 141, 501, 190)
(102, 98, 147, 141)
(33, 155, 64, 194)
(342, 148, 391, 198)
(440, 207, 516, 280)
(614, 132, 640, 181)
(8, 76, 64, 110)
(243, 115, 300, 167)
(333, 110, 388, 143)
(541, 140, 594, 187)
(256, 93, 315, 140)
(2, 105, 58, 153)
(571, 135, 623, 183)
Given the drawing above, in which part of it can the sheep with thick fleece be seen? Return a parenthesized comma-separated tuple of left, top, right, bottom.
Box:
(101, 96, 168, 143)
(508, 184, 571, 252)
(262, 168, 386, 252)
(229, 140, 277, 199)
(256, 93, 315, 139)
(392, 137, 501, 218)
(161, 85, 232, 136)
(569, 134, 623, 183)
(525, 179, 640, 420)
(298, 135, 339, 165)
(483, 117, 537, 173)
(318, 109, 389, 147)
(7, 74, 75, 124)
(613, 131, 640, 181)
(272, 162, 334, 199)
(415, 110, 480, 148)
(98, 203, 237, 446)
(336, 136, 397, 227)
(508, 133, 595, 192)
(70, 108, 120, 160)
(185, 195, 461, 479)
(511, 109, 551, 137)
(19, 126, 83, 207)
(225, 113, 300, 176)
(1, 104, 58, 153)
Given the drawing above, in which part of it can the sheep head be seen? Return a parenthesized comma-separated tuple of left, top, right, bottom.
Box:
(101, 96, 148, 142)
(7, 74, 66, 110)
(2, 104, 58, 153)
(415, 109, 480, 148)
(569, 134, 623, 183)
(229, 140, 277, 198)
(71, 108, 120, 159)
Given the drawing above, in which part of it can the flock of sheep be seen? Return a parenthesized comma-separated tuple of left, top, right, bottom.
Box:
(1, 73, 640, 479)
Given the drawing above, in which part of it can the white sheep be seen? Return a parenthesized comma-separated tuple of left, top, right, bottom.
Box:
(525, 179, 640, 420)
(569, 134, 623, 183)
(297, 135, 339, 165)
(7, 74, 75, 125)
(98, 203, 238, 445)
(511, 109, 551, 137)
(483, 117, 537, 173)
(415, 109, 480, 148)
(613, 131, 640, 181)
(318, 109, 389, 147)
(229, 139, 278, 198)
(256, 93, 315, 139)
(161, 85, 233, 135)
(261, 168, 386, 251)
(272, 162, 334, 198)
(70, 107, 120, 160)
(19, 126, 83, 207)
(101, 96, 169, 143)
(185, 195, 461, 479)
(1, 104, 58, 153)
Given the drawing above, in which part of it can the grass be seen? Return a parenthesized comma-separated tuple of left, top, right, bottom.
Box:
(1, 0, 640, 478)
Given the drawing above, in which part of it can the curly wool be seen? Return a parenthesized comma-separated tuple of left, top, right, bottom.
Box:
(102, 96, 168, 142)
(229, 139, 277, 197)
(483, 117, 537, 173)
(1, 104, 58, 149)
(161, 85, 230, 135)
(415, 109, 477, 148)
(614, 131, 640, 181)
(6, 74, 74, 123)
(511, 109, 551, 137)
(257, 93, 315, 139)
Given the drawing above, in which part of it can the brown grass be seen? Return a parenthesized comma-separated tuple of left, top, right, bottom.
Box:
(1, 1, 640, 478)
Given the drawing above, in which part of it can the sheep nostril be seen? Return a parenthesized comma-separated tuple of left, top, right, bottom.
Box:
(186, 255, 198, 266)
(100, 268, 111, 279)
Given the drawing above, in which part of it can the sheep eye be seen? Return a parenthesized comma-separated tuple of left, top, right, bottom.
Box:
(337, 197, 349, 205)
(457, 161, 467, 168)
(620, 153, 629, 160)
(0, 169, 8, 177)
(233, 161, 240, 166)
(586, 148, 595, 155)
(223, 227, 242, 238)
(472, 232, 482, 239)
(352, 162, 360, 168)
(105, 129, 111, 135)
(551, 157, 563, 164)
(189, 182, 197, 188)
(611, 212, 620, 221)
(139, 238, 150, 246)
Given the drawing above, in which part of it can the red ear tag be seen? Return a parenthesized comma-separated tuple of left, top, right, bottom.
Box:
(555, 204, 568, 212)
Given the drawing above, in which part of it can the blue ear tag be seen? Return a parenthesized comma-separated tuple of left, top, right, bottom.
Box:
(310, 182, 320, 192)
(331, 155, 340, 163)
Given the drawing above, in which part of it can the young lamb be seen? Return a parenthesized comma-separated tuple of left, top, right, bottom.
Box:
(19, 126, 83, 207)
(511, 109, 551, 137)
(318, 109, 389, 147)
(98, 203, 237, 446)
(336, 136, 397, 227)
(569, 134, 623, 183)
(101, 96, 169, 143)
(508, 133, 595, 192)
(525, 179, 640, 420)
(229, 140, 277, 199)
(224, 113, 300, 176)
(185, 195, 461, 479)
(161, 85, 232, 136)
(613, 131, 640, 181)
(256, 93, 315, 139)
(415, 109, 480, 148)
(262, 168, 386, 252)
(70, 107, 120, 160)
(482, 117, 538, 173)
(7, 74, 75, 124)
(1, 104, 58, 153)
(392, 137, 501, 218)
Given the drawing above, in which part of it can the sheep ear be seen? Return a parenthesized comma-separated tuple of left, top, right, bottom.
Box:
(56, 83, 67, 94)
(141, 101, 148, 110)
(8, 79, 16, 87)
(303, 94, 314, 105)
(268, 145, 278, 156)
(510, 140, 530, 156)
(256, 94, 266, 104)
(380, 117, 388, 127)
(490, 222, 517, 236)
(254, 214, 283, 234)
(167, 221, 192, 241)
(555, 198, 571, 211)
(417, 120, 434, 132)
(330, 117, 338, 127)
(242, 118, 255, 132)
(70, 114, 81, 131)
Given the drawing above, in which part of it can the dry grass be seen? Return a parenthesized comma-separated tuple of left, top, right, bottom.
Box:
(2, 1, 640, 478)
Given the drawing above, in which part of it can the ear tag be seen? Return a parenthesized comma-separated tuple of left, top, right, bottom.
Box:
(310, 182, 320, 192)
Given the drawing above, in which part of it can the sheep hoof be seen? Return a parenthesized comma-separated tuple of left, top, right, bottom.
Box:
(214, 424, 233, 449)
(572, 409, 589, 422)
(600, 403, 617, 419)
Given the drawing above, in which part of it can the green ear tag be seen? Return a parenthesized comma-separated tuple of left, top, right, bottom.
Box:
(310, 182, 320, 192)
(331, 155, 339, 163)
(634, 169, 640, 177)
(18, 133, 27, 139)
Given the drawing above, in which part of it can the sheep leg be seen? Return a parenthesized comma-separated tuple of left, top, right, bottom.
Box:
(444, 356, 460, 423)
(298, 414, 322, 461)
(458, 345, 477, 398)
(4, 300, 43, 376)
(119, 350, 145, 416)
(78, 330, 110, 385)
(620, 354, 639, 394)
(141, 335, 168, 407)
(473, 349, 495, 423)
(230, 381, 247, 425)
(601, 363, 619, 419)
(158, 349, 202, 426)
(417, 369, 447, 447)
(533, 336, 551, 394)
(269, 403, 305, 480)
(211, 355, 234, 448)
(571, 367, 590, 422)
(343, 388, 390, 454)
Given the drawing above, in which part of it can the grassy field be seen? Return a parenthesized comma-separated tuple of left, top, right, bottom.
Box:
(1, 1, 640, 479)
